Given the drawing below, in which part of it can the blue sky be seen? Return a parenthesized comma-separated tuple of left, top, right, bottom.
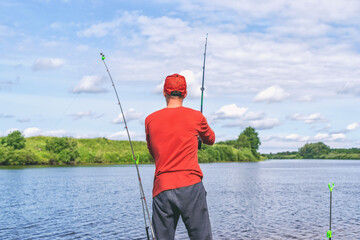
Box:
(1, 0, 360, 153)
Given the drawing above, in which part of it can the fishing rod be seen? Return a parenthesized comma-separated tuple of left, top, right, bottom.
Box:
(327, 183, 334, 240)
(100, 53, 155, 240)
(198, 33, 208, 150)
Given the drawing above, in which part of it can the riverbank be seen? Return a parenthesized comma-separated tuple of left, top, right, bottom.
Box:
(0, 136, 261, 166)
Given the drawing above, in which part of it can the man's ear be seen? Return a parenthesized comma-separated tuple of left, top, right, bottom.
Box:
(183, 91, 187, 98)
(163, 90, 166, 97)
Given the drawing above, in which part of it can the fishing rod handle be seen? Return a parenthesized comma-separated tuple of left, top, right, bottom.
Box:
(198, 137, 202, 150)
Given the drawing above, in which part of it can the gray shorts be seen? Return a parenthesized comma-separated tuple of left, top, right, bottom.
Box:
(152, 181, 213, 240)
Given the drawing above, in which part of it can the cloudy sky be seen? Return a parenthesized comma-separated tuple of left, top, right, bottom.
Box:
(1, 0, 360, 153)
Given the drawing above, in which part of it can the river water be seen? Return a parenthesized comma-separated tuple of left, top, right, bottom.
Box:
(0, 160, 359, 239)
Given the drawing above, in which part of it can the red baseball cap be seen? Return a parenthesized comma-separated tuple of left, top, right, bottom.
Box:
(163, 73, 187, 96)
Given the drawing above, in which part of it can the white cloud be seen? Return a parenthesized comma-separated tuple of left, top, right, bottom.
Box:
(314, 133, 346, 141)
(79, 21, 117, 37)
(72, 76, 108, 94)
(222, 117, 280, 130)
(107, 130, 137, 140)
(77, 13, 137, 38)
(0, 24, 14, 37)
(285, 134, 310, 142)
(154, 82, 164, 95)
(181, 70, 203, 98)
(346, 122, 360, 131)
(213, 104, 279, 130)
(291, 113, 325, 124)
(32, 58, 65, 71)
(339, 82, 360, 97)
(73, 133, 102, 139)
(138, 15, 193, 49)
(213, 104, 248, 120)
(23, 127, 68, 137)
(315, 124, 332, 133)
(243, 111, 265, 120)
(287, 1, 360, 22)
(50, 22, 63, 29)
(269, 18, 332, 38)
(69, 111, 103, 120)
(298, 95, 313, 102)
(76, 45, 89, 51)
(314, 133, 329, 140)
(43, 41, 60, 48)
(331, 133, 346, 141)
(285, 134, 300, 141)
(253, 85, 290, 103)
(23, 127, 41, 137)
(45, 130, 69, 137)
(112, 108, 142, 124)
(73, 10, 360, 100)
(182, 0, 360, 23)
(248, 118, 280, 130)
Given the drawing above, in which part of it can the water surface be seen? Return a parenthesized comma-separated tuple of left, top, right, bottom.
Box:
(0, 160, 359, 239)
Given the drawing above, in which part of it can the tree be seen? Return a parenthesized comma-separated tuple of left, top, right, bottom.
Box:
(239, 127, 261, 150)
(299, 142, 330, 159)
(1, 130, 26, 150)
(235, 134, 251, 149)
(235, 127, 261, 160)
(46, 137, 72, 153)
(45, 137, 79, 164)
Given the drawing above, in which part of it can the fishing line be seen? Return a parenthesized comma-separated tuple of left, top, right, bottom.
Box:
(100, 53, 155, 240)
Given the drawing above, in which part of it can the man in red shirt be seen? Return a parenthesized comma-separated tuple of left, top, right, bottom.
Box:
(145, 73, 215, 240)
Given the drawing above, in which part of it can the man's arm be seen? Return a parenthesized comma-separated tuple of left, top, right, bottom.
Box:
(146, 133, 155, 158)
(199, 116, 215, 145)
(145, 120, 155, 158)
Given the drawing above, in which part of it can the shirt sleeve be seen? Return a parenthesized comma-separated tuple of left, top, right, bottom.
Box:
(199, 115, 215, 145)
(145, 119, 154, 158)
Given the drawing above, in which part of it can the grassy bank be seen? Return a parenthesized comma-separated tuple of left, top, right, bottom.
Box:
(0, 136, 260, 166)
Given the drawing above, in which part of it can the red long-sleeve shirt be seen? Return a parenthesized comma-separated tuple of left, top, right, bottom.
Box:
(145, 106, 215, 197)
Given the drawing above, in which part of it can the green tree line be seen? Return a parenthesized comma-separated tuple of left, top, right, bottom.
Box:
(265, 142, 360, 159)
(0, 128, 262, 166)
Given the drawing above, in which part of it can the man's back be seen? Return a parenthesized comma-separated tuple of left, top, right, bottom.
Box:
(145, 106, 215, 197)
